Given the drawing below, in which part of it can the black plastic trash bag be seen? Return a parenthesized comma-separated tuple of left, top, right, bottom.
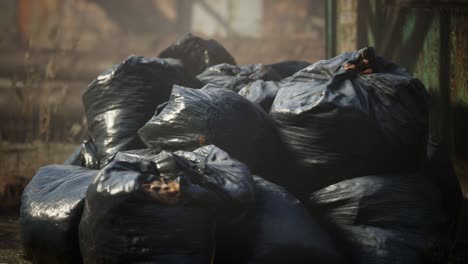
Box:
(114, 148, 160, 163)
(267, 60, 311, 79)
(238, 80, 282, 111)
(197, 63, 283, 93)
(159, 33, 237, 77)
(270, 47, 429, 189)
(80, 145, 255, 263)
(115, 145, 256, 214)
(214, 176, 343, 264)
(80, 139, 100, 169)
(138, 85, 288, 185)
(20, 165, 97, 264)
(62, 139, 101, 169)
(308, 173, 448, 264)
(424, 140, 463, 231)
(82, 56, 202, 167)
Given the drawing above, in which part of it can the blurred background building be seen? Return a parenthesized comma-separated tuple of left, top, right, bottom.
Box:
(0, 0, 327, 211)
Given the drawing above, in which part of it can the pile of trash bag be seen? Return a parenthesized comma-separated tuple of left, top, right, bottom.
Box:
(20, 35, 460, 264)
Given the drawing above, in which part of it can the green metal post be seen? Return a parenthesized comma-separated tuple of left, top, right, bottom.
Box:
(439, 13, 452, 148)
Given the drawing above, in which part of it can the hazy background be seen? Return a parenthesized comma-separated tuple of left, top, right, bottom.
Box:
(0, 0, 327, 211)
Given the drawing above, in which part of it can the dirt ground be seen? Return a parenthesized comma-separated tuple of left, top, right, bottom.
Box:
(0, 216, 29, 264)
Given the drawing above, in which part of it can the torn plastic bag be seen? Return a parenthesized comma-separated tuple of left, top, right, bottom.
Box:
(137, 85, 289, 186)
(308, 173, 448, 264)
(214, 176, 343, 264)
(82, 56, 202, 167)
(159, 33, 237, 77)
(80, 145, 255, 263)
(267, 60, 311, 79)
(115, 145, 256, 215)
(238, 80, 282, 111)
(197, 63, 282, 93)
(270, 47, 429, 189)
(20, 165, 97, 264)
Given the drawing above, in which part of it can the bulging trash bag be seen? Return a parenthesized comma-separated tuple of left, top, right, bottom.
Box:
(270, 47, 429, 189)
(115, 145, 256, 214)
(20, 165, 98, 264)
(159, 33, 237, 77)
(267, 60, 311, 79)
(238, 80, 282, 111)
(197, 63, 283, 93)
(137, 85, 289, 185)
(80, 145, 255, 263)
(82, 56, 202, 167)
(308, 173, 448, 264)
(214, 176, 344, 264)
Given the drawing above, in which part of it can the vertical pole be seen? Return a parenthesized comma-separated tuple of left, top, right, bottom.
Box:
(439, 12, 452, 149)
(326, 0, 336, 58)
(356, 0, 369, 50)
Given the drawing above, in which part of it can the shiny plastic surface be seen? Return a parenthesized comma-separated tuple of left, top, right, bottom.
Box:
(238, 80, 281, 111)
(309, 173, 448, 264)
(138, 85, 288, 184)
(80, 145, 255, 263)
(82, 56, 202, 167)
(215, 176, 344, 264)
(197, 63, 282, 93)
(20, 165, 98, 264)
(270, 47, 429, 189)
